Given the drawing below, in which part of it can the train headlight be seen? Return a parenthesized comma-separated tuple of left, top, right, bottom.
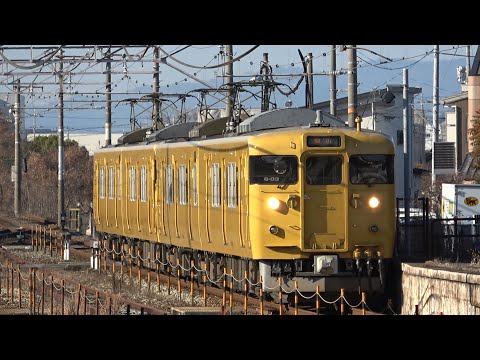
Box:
(268, 197, 281, 210)
(368, 196, 380, 208)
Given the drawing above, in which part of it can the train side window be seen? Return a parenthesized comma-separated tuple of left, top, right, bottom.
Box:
(165, 165, 173, 204)
(212, 163, 221, 207)
(99, 166, 105, 199)
(306, 156, 342, 185)
(192, 164, 198, 207)
(227, 162, 237, 208)
(108, 166, 115, 200)
(140, 165, 147, 202)
(179, 165, 188, 205)
(129, 166, 136, 201)
(117, 166, 121, 200)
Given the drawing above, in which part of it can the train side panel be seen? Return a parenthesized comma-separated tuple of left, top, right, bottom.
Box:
(247, 132, 304, 260)
(195, 138, 251, 258)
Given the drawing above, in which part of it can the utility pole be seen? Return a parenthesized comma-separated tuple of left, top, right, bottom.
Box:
(347, 45, 358, 127)
(57, 50, 65, 231)
(330, 45, 337, 116)
(466, 45, 471, 77)
(105, 47, 111, 146)
(14, 80, 21, 218)
(261, 52, 270, 112)
(403, 68, 410, 226)
(306, 53, 314, 109)
(225, 45, 234, 119)
(153, 45, 160, 129)
(432, 45, 439, 185)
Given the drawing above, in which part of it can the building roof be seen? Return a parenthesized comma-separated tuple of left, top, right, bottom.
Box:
(442, 92, 468, 105)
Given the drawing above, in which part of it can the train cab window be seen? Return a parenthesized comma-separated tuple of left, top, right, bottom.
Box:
(192, 164, 198, 207)
(349, 155, 394, 184)
(227, 162, 237, 208)
(212, 163, 221, 207)
(249, 156, 298, 185)
(306, 156, 342, 185)
(99, 166, 105, 199)
(117, 166, 121, 200)
(129, 166, 136, 201)
(108, 166, 115, 200)
(165, 165, 173, 204)
(179, 165, 188, 205)
(140, 165, 147, 202)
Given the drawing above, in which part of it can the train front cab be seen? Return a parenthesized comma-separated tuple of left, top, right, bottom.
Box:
(256, 131, 395, 301)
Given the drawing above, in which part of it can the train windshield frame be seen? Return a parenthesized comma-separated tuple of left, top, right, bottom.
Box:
(249, 155, 298, 185)
(349, 154, 394, 184)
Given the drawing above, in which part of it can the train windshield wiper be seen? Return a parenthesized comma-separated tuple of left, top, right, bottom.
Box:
(277, 168, 293, 189)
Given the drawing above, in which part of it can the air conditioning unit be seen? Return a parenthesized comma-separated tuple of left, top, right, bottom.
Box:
(434, 142, 456, 175)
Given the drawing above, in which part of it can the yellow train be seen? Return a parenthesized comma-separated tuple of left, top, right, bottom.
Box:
(93, 108, 395, 301)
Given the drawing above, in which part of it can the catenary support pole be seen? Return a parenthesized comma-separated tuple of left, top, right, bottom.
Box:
(105, 47, 111, 146)
(14, 79, 21, 218)
(330, 45, 337, 116)
(432, 45, 439, 185)
(57, 50, 65, 231)
(347, 45, 358, 127)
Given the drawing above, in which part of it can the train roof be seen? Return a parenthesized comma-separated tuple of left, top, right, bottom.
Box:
(95, 108, 392, 153)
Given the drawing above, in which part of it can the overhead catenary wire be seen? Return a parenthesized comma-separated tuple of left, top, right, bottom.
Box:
(158, 45, 260, 69)
(0, 45, 64, 69)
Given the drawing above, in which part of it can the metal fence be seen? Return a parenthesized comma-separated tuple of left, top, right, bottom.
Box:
(430, 217, 480, 263)
(395, 198, 429, 261)
(395, 198, 480, 263)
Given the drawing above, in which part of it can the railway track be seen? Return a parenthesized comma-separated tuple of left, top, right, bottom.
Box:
(0, 247, 168, 315)
(68, 245, 383, 316)
(0, 214, 385, 315)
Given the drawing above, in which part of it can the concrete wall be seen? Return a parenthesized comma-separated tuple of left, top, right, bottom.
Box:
(402, 263, 480, 315)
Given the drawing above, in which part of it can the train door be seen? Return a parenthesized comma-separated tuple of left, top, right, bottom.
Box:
(156, 155, 167, 242)
(188, 154, 200, 246)
(94, 161, 104, 228)
(302, 154, 347, 251)
(148, 156, 156, 236)
(106, 162, 115, 228)
(115, 157, 121, 230)
(208, 158, 224, 248)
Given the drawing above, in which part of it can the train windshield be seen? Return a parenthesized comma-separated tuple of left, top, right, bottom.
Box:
(249, 156, 298, 184)
(305, 156, 342, 185)
(349, 155, 394, 184)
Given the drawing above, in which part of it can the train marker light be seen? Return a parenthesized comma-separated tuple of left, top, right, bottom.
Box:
(268, 197, 281, 210)
(368, 196, 380, 208)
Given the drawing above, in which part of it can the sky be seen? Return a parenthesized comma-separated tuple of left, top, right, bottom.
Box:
(0, 45, 475, 135)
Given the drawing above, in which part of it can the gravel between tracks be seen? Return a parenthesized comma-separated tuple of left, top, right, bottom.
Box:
(2, 241, 262, 315)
